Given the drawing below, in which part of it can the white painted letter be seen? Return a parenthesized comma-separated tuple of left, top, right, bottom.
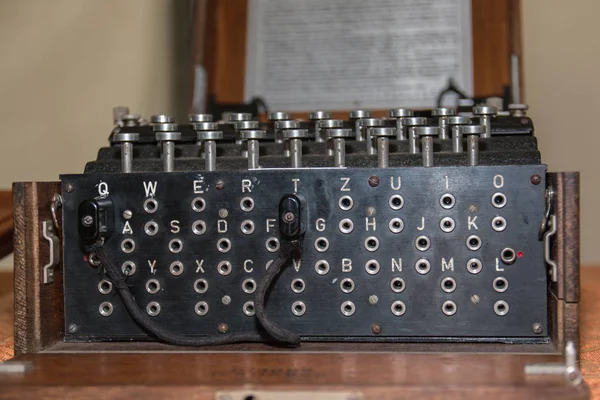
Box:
(390, 176, 401, 190)
(392, 258, 402, 272)
(244, 259, 254, 273)
(193, 179, 205, 194)
(417, 217, 425, 231)
(340, 177, 351, 191)
(316, 218, 326, 232)
(468, 216, 478, 231)
(242, 179, 252, 193)
(293, 259, 301, 272)
(495, 258, 504, 271)
(148, 260, 157, 274)
(266, 218, 276, 232)
(292, 178, 300, 193)
(218, 220, 228, 233)
(493, 175, 504, 188)
(195, 259, 205, 273)
(342, 258, 352, 272)
(143, 181, 157, 197)
(365, 217, 376, 231)
(122, 221, 133, 235)
(442, 257, 454, 271)
(98, 182, 109, 197)
(170, 220, 180, 233)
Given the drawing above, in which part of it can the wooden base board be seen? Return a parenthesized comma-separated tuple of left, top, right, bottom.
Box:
(41, 340, 558, 354)
(0, 351, 590, 399)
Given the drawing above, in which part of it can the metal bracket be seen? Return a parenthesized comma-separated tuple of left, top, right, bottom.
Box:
(42, 220, 59, 284)
(525, 341, 583, 386)
(539, 186, 555, 240)
(50, 193, 63, 233)
(544, 215, 558, 282)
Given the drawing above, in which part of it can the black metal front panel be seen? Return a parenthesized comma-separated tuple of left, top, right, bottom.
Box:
(62, 165, 548, 341)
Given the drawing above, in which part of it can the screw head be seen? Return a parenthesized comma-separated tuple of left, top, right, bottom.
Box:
(218, 208, 228, 218)
(470, 294, 480, 304)
(368, 176, 380, 187)
(530, 174, 542, 185)
(366, 206, 376, 217)
(468, 204, 478, 213)
(122, 210, 133, 220)
(81, 215, 93, 227)
(218, 323, 229, 334)
(368, 295, 379, 305)
(68, 323, 78, 334)
(215, 179, 225, 190)
(371, 323, 382, 335)
(222, 295, 231, 305)
(283, 211, 295, 223)
(532, 323, 543, 334)
(65, 183, 74, 193)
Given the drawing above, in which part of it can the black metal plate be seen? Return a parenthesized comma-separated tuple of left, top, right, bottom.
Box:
(61, 165, 548, 341)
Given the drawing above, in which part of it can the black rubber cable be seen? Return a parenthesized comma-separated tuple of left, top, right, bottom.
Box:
(254, 240, 302, 346)
(87, 238, 302, 347)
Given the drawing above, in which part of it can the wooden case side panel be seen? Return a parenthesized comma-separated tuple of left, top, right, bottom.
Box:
(549, 294, 580, 356)
(12, 181, 63, 355)
(546, 172, 580, 359)
(558, 172, 580, 303)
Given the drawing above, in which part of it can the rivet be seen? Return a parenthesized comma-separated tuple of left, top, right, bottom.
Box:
(218, 323, 229, 334)
(283, 211, 295, 222)
(371, 323, 382, 335)
(81, 215, 93, 227)
(530, 174, 542, 185)
(65, 183, 74, 193)
(368, 176, 380, 187)
(532, 323, 543, 334)
(216, 179, 225, 190)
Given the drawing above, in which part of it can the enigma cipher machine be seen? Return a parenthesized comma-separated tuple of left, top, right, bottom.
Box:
(57, 104, 574, 345)
(4, 103, 585, 399)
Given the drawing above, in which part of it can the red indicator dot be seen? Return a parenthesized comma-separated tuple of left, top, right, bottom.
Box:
(83, 255, 89, 262)
(517, 251, 524, 258)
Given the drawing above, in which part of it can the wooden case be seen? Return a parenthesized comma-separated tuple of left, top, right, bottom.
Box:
(0, 173, 588, 399)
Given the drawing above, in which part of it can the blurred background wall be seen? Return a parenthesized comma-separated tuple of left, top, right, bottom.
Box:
(521, 0, 600, 268)
(0, 0, 598, 270)
(0, 0, 191, 270)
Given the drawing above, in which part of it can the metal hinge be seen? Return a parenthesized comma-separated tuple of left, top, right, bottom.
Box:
(525, 341, 583, 386)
